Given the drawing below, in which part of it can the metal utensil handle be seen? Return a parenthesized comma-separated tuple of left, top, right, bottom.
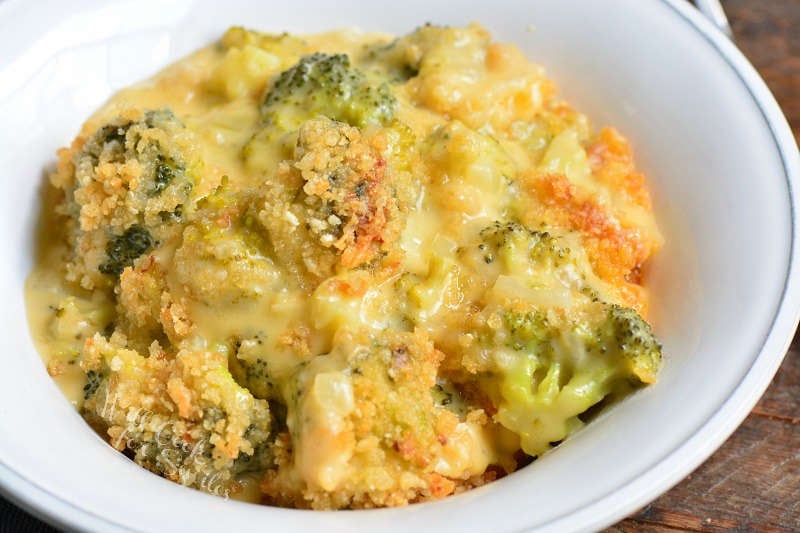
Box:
(694, 0, 733, 38)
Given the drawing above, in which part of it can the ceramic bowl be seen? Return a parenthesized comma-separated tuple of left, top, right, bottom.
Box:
(0, 0, 798, 531)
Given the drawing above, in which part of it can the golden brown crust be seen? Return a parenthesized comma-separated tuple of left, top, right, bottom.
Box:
(520, 170, 657, 313)
(258, 118, 406, 287)
(80, 334, 271, 493)
(33, 24, 663, 510)
(51, 108, 202, 290)
(259, 328, 487, 509)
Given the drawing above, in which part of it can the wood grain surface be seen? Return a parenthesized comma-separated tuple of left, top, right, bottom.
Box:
(612, 1, 800, 530)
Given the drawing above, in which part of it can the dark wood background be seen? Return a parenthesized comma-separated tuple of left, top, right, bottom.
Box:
(611, 2, 800, 530)
(0, 1, 798, 532)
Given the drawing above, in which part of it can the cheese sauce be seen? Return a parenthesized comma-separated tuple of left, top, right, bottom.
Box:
(26, 24, 663, 509)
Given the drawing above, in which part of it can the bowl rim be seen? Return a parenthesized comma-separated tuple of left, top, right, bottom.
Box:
(554, 1, 800, 530)
(556, 0, 800, 531)
(1, 0, 798, 531)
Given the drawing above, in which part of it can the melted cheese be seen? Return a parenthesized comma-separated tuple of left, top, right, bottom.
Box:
(25, 23, 663, 509)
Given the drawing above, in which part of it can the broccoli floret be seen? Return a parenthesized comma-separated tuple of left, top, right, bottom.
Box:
(172, 210, 283, 304)
(363, 39, 420, 82)
(80, 335, 272, 496)
(499, 310, 553, 355)
(457, 220, 663, 457)
(478, 221, 572, 270)
(231, 439, 274, 476)
(99, 225, 154, 276)
(82, 369, 104, 400)
(600, 304, 663, 384)
(264, 328, 481, 508)
(491, 305, 662, 378)
(257, 117, 405, 283)
(394, 255, 463, 328)
(261, 52, 396, 130)
(53, 107, 202, 290)
(82, 110, 188, 183)
(465, 300, 662, 458)
(153, 156, 179, 195)
(228, 335, 276, 400)
(464, 220, 614, 312)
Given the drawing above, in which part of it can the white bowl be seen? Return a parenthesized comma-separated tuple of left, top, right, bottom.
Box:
(1, 0, 798, 531)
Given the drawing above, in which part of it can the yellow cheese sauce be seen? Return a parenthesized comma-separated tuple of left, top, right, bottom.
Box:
(26, 24, 663, 509)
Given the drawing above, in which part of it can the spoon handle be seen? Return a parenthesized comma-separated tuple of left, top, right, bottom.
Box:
(694, 0, 734, 39)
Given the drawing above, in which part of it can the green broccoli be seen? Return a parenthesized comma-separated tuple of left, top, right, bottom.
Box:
(477, 221, 573, 271)
(81, 336, 272, 496)
(56, 108, 201, 290)
(264, 327, 455, 507)
(363, 38, 420, 82)
(228, 335, 276, 400)
(261, 52, 397, 130)
(153, 156, 180, 195)
(78, 111, 189, 202)
(75, 109, 195, 224)
(99, 225, 154, 276)
(498, 309, 553, 355)
(255, 117, 406, 282)
(461, 220, 597, 313)
(599, 304, 663, 384)
(493, 304, 662, 380)
(467, 300, 662, 457)
(458, 220, 662, 457)
(82, 369, 104, 400)
(108, 404, 273, 491)
(84, 110, 188, 179)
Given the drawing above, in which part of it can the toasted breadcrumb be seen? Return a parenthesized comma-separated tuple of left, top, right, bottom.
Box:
(32, 23, 663, 510)
(258, 117, 408, 286)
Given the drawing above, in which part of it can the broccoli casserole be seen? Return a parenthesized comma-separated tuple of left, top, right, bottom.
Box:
(26, 24, 664, 509)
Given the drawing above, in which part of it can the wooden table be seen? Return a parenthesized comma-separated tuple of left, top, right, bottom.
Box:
(612, 2, 800, 530)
